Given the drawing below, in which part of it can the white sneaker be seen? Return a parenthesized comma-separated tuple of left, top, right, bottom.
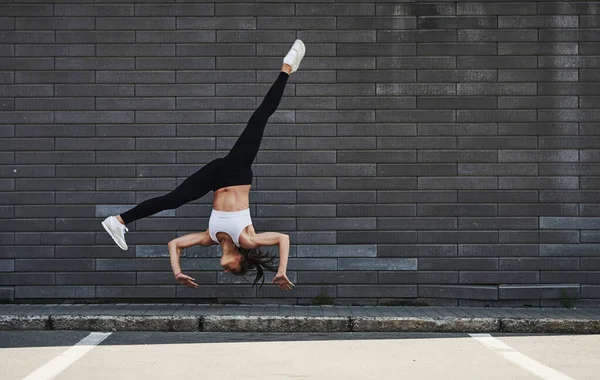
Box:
(283, 39, 305, 73)
(102, 216, 128, 250)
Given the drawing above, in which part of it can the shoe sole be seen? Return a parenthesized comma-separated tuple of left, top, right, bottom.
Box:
(102, 220, 128, 250)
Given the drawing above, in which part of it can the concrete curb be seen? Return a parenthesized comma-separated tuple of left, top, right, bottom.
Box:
(2, 314, 600, 333)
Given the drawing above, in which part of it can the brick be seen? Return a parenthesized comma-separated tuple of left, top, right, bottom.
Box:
(297, 84, 374, 96)
(581, 16, 600, 28)
(339, 285, 417, 298)
(55, 4, 133, 16)
(297, 3, 374, 16)
(338, 124, 416, 136)
(419, 150, 496, 163)
(296, 111, 374, 123)
(499, 150, 578, 163)
(377, 110, 455, 123)
(418, 96, 496, 109)
(56, 58, 134, 70)
(98, 286, 175, 298)
(379, 271, 457, 284)
(541, 217, 600, 230)
(345, 231, 414, 245)
(381, 245, 455, 260)
(297, 191, 375, 204)
(499, 96, 577, 109)
(418, 204, 497, 216)
(0, 72, 13, 84)
(538, 2, 600, 14)
(98, 17, 175, 30)
(16, 286, 95, 299)
(461, 271, 538, 284)
(539, 83, 600, 95)
(499, 43, 577, 55)
(458, 164, 538, 176)
(377, 3, 455, 16)
(499, 69, 578, 82)
(539, 56, 600, 68)
(0, 165, 54, 178)
(16, 44, 96, 57)
(459, 137, 537, 149)
(421, 285, 498, 300)
(218, 30, 296, 43)
(459, 29, 538, 42)
(582, 231, 600, 243)
(0, 259, 14, 272)
(297, 31, 375, 43)
(0, 273, 54, 286)
(338, 177, 417, 190)
(0, 138, 53, 151)
(0, 58, 53, 70)
(338, 17, 415, 29)
(17, 178, 95, 191)
(297, 164, 375, 177)
(178, 70, 255, 83)
(0, 192, 54, 205)
(379, 218, 456, 230)
(16, 17, 95, 30)
(540, 163, 600, 176)
(137, 31, 215, 44)
(337, 204, 416, 217)
(378, 164, 456, 176)
(458, 56, 537, 69)
(296, 245, 376, 258)
(217, 83, 294, 97)
(459, 191, 538, 204)
(419, 43, 496, 56)
(55, 111, 133, 124)
(541, 190, 600, 203)
(298, 271, 377, 284)
(419, 177, 497, 190)
(337, 43, 415, 56)
(0, 18, 14, 31)
(540, 137, 600, 149)
(459, 218, 538, 230)
(499, 16, 578, 28)
(0, 245, 53, 259)
(499, 204, 578, 216)
(457, 3, 536, 15)
(0, 5, 53, 16)
(97, 98, 176, 111)
(17, 152, 94, 165)
(16, 259, 94, 272)
(539, 29, 600, 42)
(16, 71, 95, 84)
(136, 4, 214, 16)
(179, 43, 254, 57)
(418, 16, 497, 29)
(338, 150, 415, 163)
(257, 151, 336, 164)
(379, 57, 456, 69)
(215, 3, 293, 16)
(137, 84, 213, 96)
(178, 17, 256, 30)
(418, 69, 495, 82)
(55, 84, 134, 97)
(378, 30, 457, 43)
(379, 137, 456, 150)
(419, 258, 498, 270)
(0, 31, 54, 44)
(338, 258, 417, 271)
(0, 84, 53, 97)
(97, 44, 174, 57)
(56, 31, 135, 43)
(378, 190, 455, 203)
(16, 98, 95, 111)
(418, 123, 496, 136)
(541, 244, 600, 257)
(499, 123, 577, 136)
(457, 110, 536, 123)
(378, 84, 455, 96)
(499, 177, 578, 190)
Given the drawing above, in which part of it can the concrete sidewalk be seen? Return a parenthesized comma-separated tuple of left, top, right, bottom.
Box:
(1, 304, 599, 333)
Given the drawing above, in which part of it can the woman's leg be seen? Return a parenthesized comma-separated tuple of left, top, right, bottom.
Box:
(223, 69, 290, 168)
(119, 159, 220, 225)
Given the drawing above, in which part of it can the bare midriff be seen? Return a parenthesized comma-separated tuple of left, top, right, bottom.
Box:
(213, 184, 251, 212)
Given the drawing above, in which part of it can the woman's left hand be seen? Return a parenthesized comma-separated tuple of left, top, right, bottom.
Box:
(272, 272, 294, 291)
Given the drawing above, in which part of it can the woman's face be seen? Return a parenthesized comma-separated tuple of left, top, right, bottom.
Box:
(220, 253, 242, 273)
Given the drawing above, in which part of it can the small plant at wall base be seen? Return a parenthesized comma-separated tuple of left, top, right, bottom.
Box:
(311, 295, 334, 305)
(560, 290, 574, 309)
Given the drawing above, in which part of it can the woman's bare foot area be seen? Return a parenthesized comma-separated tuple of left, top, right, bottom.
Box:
(282, 63, 292, 75)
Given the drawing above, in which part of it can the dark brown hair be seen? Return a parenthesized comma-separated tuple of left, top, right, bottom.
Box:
(232, 247, 278, 288)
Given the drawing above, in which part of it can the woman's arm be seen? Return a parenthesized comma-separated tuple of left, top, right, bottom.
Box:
(168, 230, 214, 278)
(248, 232, 290, 274)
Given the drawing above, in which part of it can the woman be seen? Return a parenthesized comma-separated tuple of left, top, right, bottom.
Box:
(102, 40, 305, 292)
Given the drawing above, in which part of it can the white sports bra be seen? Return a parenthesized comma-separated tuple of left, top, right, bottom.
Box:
(208, 208, 253, 247)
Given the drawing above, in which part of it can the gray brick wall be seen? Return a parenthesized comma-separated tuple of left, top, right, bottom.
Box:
(1, 1, 599, 307)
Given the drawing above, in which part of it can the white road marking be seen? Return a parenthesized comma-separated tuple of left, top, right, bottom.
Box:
(469, 333, 576, 380)
(22, 332, 111, 380)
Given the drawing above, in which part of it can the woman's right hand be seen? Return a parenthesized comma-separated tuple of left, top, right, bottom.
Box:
(175, 273, 199, 288)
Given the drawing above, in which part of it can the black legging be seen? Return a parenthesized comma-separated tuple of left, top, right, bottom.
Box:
(120, 72, 289, 224)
